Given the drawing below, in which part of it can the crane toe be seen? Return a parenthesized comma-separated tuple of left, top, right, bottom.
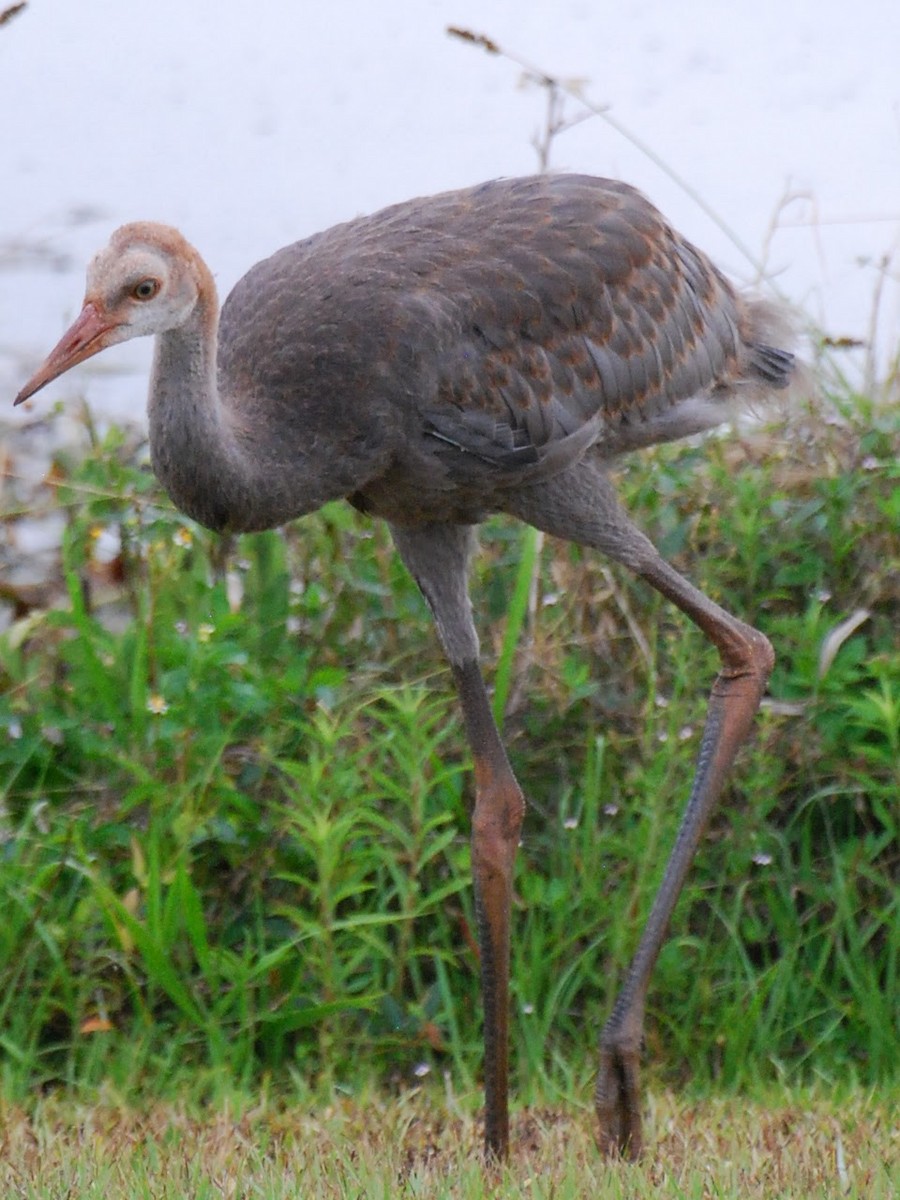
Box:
(595, 1042, 644, 1160)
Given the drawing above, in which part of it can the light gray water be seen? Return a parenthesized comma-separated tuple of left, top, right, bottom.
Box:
(2, 0, 898, 424)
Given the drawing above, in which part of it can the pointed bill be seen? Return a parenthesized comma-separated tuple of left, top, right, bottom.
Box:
(14, 303, 122, 406)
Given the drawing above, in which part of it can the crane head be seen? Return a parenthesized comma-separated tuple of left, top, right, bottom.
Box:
(14, 222, 210, 407)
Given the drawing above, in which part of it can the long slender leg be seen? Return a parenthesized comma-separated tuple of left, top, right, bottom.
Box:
(389, 522, 525, 1160)
(503, 463, 774, 1158)
(594, 554, 773, 1157)
(453, 656, 525, 1159)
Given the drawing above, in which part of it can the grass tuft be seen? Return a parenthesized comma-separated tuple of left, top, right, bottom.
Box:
(0, 1088, 895, 1198)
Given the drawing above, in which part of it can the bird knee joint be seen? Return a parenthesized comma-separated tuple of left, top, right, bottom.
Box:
(721, 624, 774, 681)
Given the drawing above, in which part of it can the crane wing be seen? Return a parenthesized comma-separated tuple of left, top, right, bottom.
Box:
(407, 176, 790, 481)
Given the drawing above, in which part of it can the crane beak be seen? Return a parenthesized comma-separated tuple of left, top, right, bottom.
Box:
(14, 302, 122, 407)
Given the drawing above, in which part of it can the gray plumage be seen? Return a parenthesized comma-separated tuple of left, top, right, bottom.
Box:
(204, 175, 791, 533)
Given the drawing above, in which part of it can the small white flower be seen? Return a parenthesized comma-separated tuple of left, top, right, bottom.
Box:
(752, 852, 773, 867)
(173, 526, 193, 547)
(412, 1062, 431, 1078)
(147, 694, 169, 715)
(603, 803, 619, 817)
(563, 816, 578, 830)
(198, 623, 215, 643)
(522, 1002, 535, 1015)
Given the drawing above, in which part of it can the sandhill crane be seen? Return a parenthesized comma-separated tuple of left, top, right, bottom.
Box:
(15, 173, 795, 1159)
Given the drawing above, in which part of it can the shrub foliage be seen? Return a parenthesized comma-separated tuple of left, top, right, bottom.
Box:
(0, 391, 896, 1103)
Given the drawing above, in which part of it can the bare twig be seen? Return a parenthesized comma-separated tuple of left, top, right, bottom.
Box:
(525, 75, 598, 173)
(0, 2, 27, 28)
(755, 188, 818, 289)
(862, 250, 898, 396)
(446, 27, 500, 55)
(447, 25, 779, 287)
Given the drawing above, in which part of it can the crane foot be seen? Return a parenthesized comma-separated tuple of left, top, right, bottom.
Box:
(595, 1043, 644, 1160)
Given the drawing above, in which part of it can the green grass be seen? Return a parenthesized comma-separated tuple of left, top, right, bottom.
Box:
(0, 388, 897, 1130)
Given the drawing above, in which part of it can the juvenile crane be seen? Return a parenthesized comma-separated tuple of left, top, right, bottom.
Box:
(15, 174, 795, 1160)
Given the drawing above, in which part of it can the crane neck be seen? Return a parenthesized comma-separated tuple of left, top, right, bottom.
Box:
(147, 292, 262, 533)
(146, 283, 363, 535)
(144, 239, 400, 534)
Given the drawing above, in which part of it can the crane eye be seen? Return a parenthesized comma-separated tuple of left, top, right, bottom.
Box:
(132, 278, 160, 301)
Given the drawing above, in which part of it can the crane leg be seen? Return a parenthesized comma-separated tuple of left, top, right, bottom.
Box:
(389, 522, 524, 1160)
(594, 553, 773, 1158)
(452, 657, 525, 1159)
(503, 464, 773, 1159)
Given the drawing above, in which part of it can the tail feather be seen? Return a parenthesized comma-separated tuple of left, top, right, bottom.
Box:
(749, 342, 795, 388)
